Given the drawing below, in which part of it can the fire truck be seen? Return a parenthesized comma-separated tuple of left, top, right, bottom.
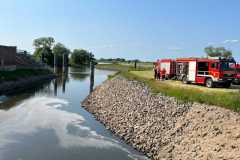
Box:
(155, 57, 237, 88)
(176, 57, 236, 88)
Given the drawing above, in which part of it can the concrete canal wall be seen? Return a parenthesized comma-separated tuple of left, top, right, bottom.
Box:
(0, 74, 56, 95)
(82, 76, 240, 160)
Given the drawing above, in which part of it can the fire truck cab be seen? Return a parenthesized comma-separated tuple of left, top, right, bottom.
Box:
(176, 57, 236, 88)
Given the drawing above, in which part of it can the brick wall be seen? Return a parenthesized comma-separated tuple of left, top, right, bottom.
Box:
(0, 45, 16, 66)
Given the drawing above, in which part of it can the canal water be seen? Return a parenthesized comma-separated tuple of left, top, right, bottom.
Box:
(0, 67, 148, 160)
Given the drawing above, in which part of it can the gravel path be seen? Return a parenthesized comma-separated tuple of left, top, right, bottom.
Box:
(82, 76, 240, 160)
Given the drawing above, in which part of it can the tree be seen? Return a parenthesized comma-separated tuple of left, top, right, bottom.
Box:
(222, 50, 232, 58)
(33, 37, 55, 48)
(70, 49, 94, 66)
(33, 47, 54, 65)
(204, 46, 232, 58)
(33, 37, 55, 66)
(52, 43, 71, 66)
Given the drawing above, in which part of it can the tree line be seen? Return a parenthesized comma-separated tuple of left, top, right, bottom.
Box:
(204, 46, 232, 58)
(33, 37, 94, 67)
(32, 37, 234, 68)
(98, 58, 141, 63)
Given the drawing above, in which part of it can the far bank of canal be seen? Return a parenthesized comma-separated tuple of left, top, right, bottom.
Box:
(0, 67, 148, 160)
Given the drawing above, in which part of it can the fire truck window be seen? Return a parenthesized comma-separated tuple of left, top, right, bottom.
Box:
(211, 63, 217, 69)
(220, 62, 235, 71)
(198, 62, 208, 71)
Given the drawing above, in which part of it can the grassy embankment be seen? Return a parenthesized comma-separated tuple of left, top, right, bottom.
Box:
(0, 69, 52, 82)
(97, 63, 240, 111)
(97, 62, 153, 79)
(96, 62, 153, 71)
(122, 70, 240, 111)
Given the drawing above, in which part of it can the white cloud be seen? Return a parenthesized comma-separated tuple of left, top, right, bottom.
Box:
(207, 40, 239, 46)
(222, 39, 239, 44)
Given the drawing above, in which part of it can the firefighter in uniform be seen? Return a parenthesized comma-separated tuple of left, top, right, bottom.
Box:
(153, 63, 158, 79)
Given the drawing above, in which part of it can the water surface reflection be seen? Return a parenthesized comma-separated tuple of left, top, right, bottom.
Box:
(0, 67, 147, 160)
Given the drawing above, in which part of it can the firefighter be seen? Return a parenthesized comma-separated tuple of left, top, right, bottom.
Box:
(157, 67, 161, 80)
(161, 68, 166, 80)
(153, 64, 157, 79)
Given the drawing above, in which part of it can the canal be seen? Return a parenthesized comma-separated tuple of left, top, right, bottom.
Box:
(0, 67, 147, 160)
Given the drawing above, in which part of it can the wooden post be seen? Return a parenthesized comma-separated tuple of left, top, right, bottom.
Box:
(54, 79, 57, 96)
(54, 54, 57, 73)
(63, 54, 69, 73)
(90, 61, 95, 93)
(62, 54, 66, 73)
(62, 73, 67, 93)
(134, 60, 137, 69)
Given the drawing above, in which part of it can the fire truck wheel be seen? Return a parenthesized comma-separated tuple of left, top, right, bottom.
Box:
(206, 78, 214, 88)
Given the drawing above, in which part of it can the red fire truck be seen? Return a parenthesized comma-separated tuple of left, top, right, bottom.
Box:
(155, 57, 237, 88)
(175, 57, 236, 88)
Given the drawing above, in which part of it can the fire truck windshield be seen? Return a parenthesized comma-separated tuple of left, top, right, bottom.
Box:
(220, 62, 235, 71)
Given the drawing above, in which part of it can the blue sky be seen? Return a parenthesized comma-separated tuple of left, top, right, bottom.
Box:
(0, 0, 240, 61)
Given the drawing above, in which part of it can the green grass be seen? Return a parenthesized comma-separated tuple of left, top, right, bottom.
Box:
(119, 62, 153, 68)
(119, 70, 240, 111)
(96, 62, 153, 71)
(107, 71, 120, 80)
(0, 69, 52, 82)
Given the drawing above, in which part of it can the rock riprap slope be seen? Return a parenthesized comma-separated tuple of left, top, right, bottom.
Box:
(82, 77, 240, 160)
